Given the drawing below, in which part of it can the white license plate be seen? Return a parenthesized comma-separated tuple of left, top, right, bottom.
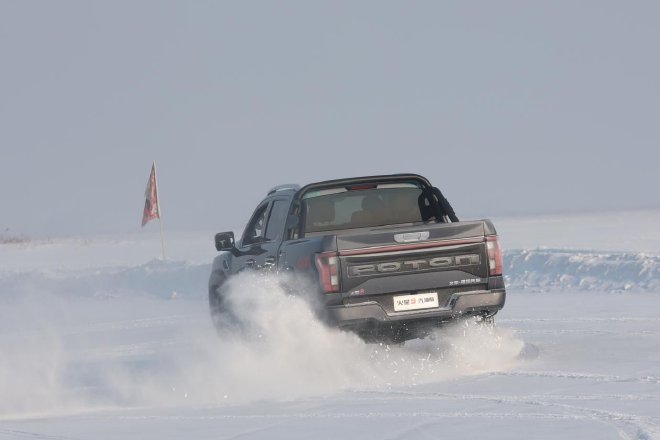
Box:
(393, 292, 439, 312)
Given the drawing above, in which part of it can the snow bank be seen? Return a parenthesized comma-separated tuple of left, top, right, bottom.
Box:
(1, 248, 658, 301)
(0, 259, 210, 300)
(505, 249, 660, 292)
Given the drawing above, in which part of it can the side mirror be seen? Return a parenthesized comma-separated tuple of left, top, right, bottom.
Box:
(214, 231, 236, 252)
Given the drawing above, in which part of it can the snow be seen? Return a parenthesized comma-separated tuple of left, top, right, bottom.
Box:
(1, 210, 659, 439)
(505, 249, 660, 292)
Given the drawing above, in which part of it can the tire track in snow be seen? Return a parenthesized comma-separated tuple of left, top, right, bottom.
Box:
(349, 390, 660, 403)
(109, 409, 659, 437)
(512, 329, 660, 337)
(487, 370, 660, 384)
(501, 317, 660, 324)
(343, 390, 660, 439)
(0, 429, 83, 440)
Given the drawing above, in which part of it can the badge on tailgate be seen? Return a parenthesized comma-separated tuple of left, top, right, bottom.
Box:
(394, 231, 430, 243)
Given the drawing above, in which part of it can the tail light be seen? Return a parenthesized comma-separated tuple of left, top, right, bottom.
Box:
(315, 251, 340, 293)
(486, 236, 503, 276)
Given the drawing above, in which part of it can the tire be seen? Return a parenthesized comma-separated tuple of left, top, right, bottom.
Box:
(208, 273, 224, 315)
(209, 275, 229, 333)
(208, 275, 243, 334)
(476, 312, 497, 328)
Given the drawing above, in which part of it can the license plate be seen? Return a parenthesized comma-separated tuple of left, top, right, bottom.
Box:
(393, 292, 439, 312)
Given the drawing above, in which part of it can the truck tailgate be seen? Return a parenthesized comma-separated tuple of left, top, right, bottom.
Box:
(336, 221, 490, 309)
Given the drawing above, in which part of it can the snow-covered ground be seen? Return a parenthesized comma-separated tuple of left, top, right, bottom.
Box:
(1, 210, 659, 439)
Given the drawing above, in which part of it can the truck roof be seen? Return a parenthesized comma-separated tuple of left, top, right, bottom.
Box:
(297, 173, 432, 198)
(267, 184, 301, 196)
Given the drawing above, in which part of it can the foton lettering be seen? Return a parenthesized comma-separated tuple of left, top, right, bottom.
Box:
(348, 254, 480, 277)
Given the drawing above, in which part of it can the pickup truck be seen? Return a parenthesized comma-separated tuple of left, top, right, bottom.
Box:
(209, 174, 505, 343)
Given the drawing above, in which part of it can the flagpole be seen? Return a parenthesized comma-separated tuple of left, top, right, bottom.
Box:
(159, 217, 166, 260)
(153, 161, 166, 260)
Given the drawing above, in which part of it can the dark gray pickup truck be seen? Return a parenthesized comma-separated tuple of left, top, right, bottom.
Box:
(209, 174, 505, 343)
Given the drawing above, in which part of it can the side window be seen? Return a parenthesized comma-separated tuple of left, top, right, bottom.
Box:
(242, 203, 269, 246)
(265, 199, 290, 241)
(287, 202, 302, 240)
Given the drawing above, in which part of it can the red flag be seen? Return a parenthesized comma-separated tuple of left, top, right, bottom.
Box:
(141, 162, 161, 226)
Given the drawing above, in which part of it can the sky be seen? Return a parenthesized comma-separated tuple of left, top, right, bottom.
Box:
(1, 1, 658, 236)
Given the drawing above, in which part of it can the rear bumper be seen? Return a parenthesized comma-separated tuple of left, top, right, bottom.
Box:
(326, 288, 506, 327)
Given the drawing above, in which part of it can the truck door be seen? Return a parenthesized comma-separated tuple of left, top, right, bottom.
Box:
(261, 198, 290, 269)
(236, 198, 290, 271)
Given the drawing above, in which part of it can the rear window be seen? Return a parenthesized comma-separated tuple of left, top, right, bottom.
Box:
(302, 184, 428, 233)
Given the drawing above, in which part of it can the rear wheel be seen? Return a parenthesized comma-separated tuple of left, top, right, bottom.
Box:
(208, 273, 224, 315)
(209, 275, 239, 333)
(355, 321, 438, 344)
(476, 312, 497, 328)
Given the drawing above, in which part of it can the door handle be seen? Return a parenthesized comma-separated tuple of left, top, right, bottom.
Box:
(245, 259, 256, 267)
(264, 256, 276, 267)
